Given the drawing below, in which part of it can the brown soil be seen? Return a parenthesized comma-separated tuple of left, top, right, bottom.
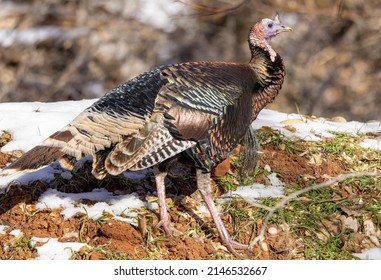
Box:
(258, 145, 347, 185)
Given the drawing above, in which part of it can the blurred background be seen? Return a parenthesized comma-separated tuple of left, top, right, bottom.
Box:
(0, 0, 379, 121)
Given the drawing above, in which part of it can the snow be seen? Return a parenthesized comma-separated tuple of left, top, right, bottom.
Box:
(31, 237, 90, 260)
(9, 229, 22, 237)
(0, 99, 380, 259)
(353, 247, 381, 260)
(359, 138, 381, 151)
(0, 225, 9, 234)
(36, 188, 158, 223)
(0, 165, 58, 189)
(0, 100, 95, 152)
(219, 173, 284, 204)
(252, 109, 380, 142)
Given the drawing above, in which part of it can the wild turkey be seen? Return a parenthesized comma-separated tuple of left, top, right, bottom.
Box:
(3, 13, 291, 256)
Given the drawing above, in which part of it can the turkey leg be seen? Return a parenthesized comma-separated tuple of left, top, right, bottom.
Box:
(153, 166, 182, 236)
(196, 169, 248, 256)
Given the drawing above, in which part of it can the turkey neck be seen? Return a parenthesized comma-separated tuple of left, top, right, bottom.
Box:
(249, 45, 285, 122)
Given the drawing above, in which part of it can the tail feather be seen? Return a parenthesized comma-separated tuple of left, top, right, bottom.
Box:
(5, 145, 65, 172)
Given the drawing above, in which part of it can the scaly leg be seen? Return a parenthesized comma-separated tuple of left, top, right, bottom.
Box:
(153, 166, 182, 236)
(196, 169, 248, 257)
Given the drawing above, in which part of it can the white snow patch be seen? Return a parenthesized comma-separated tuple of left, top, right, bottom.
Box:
(252, 109, 381, 144)
(219, 173, 284, 204)
(0, 165, 58, 193)
(32, 237, 90, 260)
(267, 172, 284, 187)
(0, 99, 95, 153)
(9, 229, 22, 237)
(353, 247, 381, 260)
(36, 188, 158, 223)
(359, 138, 381, 150)
(60, 170, 73, 180)
(123, 169, 152, 181)
(0, 225, 9, 234)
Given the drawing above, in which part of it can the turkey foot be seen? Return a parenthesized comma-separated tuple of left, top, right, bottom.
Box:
(155, 219, 183, 236)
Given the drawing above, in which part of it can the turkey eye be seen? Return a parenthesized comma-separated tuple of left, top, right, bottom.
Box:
(268, 23, 273, 28)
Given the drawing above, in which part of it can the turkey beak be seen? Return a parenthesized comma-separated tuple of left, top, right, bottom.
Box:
(278, 25, 292, 33)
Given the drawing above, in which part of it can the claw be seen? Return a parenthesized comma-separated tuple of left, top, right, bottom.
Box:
(155, 219, 183, 236)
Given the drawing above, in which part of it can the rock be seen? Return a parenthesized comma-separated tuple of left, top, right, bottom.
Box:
(268, 226, 278, 236)
(322, 218, 341, 235)
(343, 216, 358, 232)
(264, 164, 271, 172)
(308, 153, 323, 166)
(283, 125, 296, 132)
(330, 116, 347, 123)
(259, 241, 268, 252)
(364, 219, 380, 246)
(280, 119, 305, 124)
(316, 230, 329, 242)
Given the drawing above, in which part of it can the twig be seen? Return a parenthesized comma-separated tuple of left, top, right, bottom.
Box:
(249, 171, 381, 248)
(177, 0, 249, 17)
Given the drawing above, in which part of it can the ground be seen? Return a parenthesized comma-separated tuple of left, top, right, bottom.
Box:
(0, 128, 380, 260)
